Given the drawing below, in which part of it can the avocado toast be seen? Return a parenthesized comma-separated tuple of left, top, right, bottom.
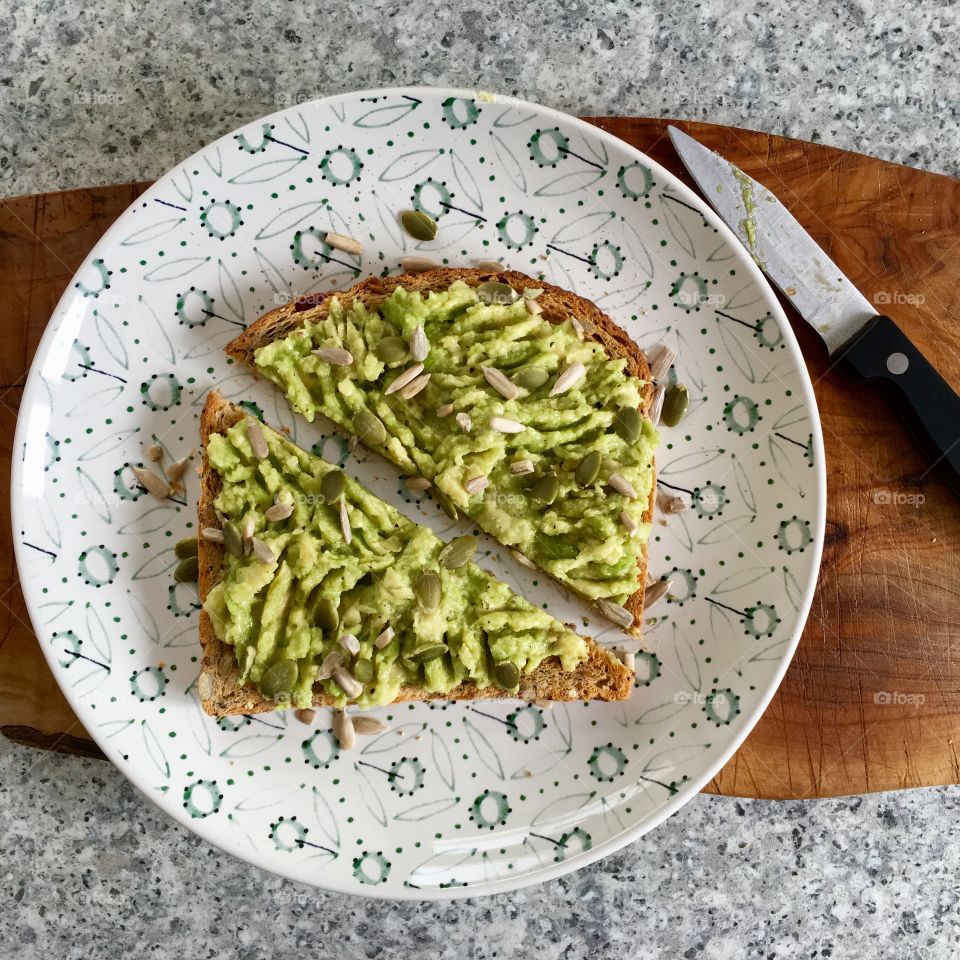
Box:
(224, 268, 659, 635)
(197, 391, 634, 715)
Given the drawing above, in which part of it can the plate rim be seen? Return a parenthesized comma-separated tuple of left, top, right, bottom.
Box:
(11, 84, 827, 899)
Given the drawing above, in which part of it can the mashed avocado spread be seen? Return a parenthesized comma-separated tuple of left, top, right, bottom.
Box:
(254, 280, 659, 606)
(202, 417, 587, 708)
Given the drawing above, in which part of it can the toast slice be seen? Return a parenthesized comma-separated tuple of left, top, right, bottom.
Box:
(197, 391, 633, 716)
(225, 268, 657, 634)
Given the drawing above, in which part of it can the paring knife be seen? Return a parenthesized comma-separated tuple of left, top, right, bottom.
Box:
(668, 125, 960, 494)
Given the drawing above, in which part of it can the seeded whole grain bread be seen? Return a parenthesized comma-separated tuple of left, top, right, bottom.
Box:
(197, 391, 634, 716)
(224, 267, 657, 633)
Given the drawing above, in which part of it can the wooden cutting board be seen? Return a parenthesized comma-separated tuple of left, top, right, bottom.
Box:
(2, 118, 958, 798)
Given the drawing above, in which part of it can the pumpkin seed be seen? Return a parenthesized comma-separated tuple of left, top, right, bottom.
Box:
(613, 405, 642, 444)
(321, 469, 345, 504)
(132, 465, 171, 500)
(522, 287, 544, 300)
(439, 535, 477, 569)
(332, 709, 356, 749)
(374, 625, 395, 649)
(222, 522, 242, 557)
(406, 476, 432, 492)
(660, 384, 689, 427)
(325, 232, 362, 256)
(408, 643, 448, 663)
(650, 382, 666, 424)
(401, 256, 439, 273)
(494, 661, 520, 689)
(174, 556, 198, 582)
(146, 443, 163, 462)
(333, 666, 363, 700)
(374, 336, 409, 364)
(436, 403, 454, 417)
(608, 472, 639, 499)
(410, 324, 429, 362)
(353, 658, 374, 683)
(201, 526, 224, 544)
(317, 650, 343, 679)
(315, 597, 339, 631)
(339, 633, 360, 655)
(265, 500, 294, 522)
(251, 537, 274, 563)
(339, 498, 352, 544)
(433, 488, 459, 520)
(575, 450, 602, 486)
(260, 659, 298, 699)
(477, 280, 517, 305)
(312, 346, 354, 366)
(464, 475, 489, 495)
(513, 367, 549, 390)
(401, 209, 438, 241)
(414, 570, 441, 611)
(596, 598, 635, 629)
(510, 458, 535, 476)
(489, 416, 524, 434)
(384, 361, 424, 395)
(644, 578, 673, 609)
(531, 473, 559, 504)
(353, 716, 390, 735)
(399, 372, 431, 400)
(550, 362, 586, 397)
(354, 409, 387, 445)
(174, 537, 198, 559)
(456, 411, 472, 432)
(482, 366, 520, 400)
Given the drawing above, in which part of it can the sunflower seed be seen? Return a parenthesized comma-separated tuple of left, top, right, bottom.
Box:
(399, 372, 431, 400)
(549, 362, 586, 397)
(402, 256, 439, 273)
(489, 416, 524, 434)
(650, 382, 666, 424)
(325, 232, 362, 256)
(313, 346, 354, 366)
(296, 708, 317, 725)
(317, 650, 343, 680)
(511, 549, 536, 569)
(571, 317, 587, 340)
(339, 632, 360, 655)
(338, 498, 352, 544)
(146, 444, 163, 462)
(647, 344, 677, 382)
(246, 419, 269, 459)
(384, 362, 424, 395)
(400, 209, 438, 241)
(644, 578, 673, 609)
(659, 492, 688, 514)
(241, 515, 255, 544)
(334, 667, 364, 700)
(166, 455, 192, 484)
(348, 435, 359, 452)
(353, 716, 390, 736)
(410, 324, 429, 362)
(332, 709, 357, 749)
(525, 298, 543, 316)
(132, 466, 171, 500)
(265, 500, 294, 522)
(251, 537, 274, 564)
(456, 412, 472, 432)
(533, 698, 554, 709)
(522, 288, 544, 300)
(482, 366, 520, 401)
(406, 476, 432, 492)
(614, 648, 636, 671)
(596, 598, 635, 629)
(436, 403, 454, 417)
(201, 526, 224, 544)
(620, 511, 639, 536)
(464, 475, 489, 495)
(510, 459, 534, 476)
(609, 473, 639, 499)
(476, 260, 503, 272)
(374, 625, 395, 649)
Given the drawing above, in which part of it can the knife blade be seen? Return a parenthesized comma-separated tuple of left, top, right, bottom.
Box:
(668, 125, 960, 493)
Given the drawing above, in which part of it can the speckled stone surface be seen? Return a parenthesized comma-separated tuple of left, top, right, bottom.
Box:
(4, 1, 960, 955)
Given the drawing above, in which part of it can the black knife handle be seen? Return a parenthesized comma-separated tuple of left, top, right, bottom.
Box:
(836, 314, 960, 493)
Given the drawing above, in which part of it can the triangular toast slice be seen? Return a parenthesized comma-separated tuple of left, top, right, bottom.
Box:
(224, 268, 658, 635)
(197, 391, 633, 715)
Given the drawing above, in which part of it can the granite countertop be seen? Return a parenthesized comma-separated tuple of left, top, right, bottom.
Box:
(3, 1, 959, 956)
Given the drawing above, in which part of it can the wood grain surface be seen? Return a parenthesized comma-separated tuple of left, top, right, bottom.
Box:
(1, 119, 958, 798)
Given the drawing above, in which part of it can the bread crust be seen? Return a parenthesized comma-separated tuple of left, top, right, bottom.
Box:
(197, 391, 634, 716)
(224, 267, 657, 636)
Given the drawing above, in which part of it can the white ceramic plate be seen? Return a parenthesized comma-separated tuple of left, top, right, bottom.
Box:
(12, 87, 825, 898)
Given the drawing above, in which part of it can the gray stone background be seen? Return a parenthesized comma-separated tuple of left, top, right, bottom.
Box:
(2, 0, 958, 957)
